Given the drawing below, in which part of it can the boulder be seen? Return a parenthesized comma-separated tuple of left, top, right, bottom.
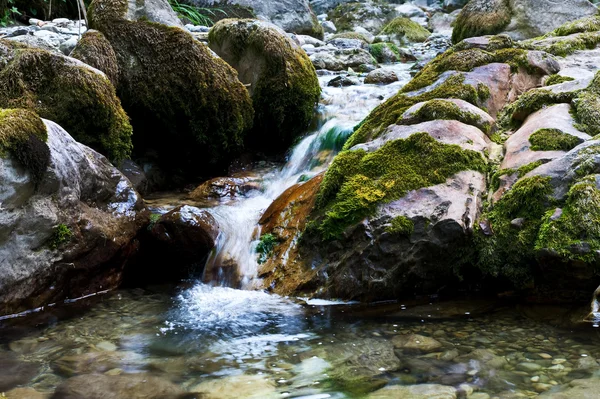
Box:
(88, 0, 254, 177)
(327, 1, 396, 34)
(369, 42, 416, 63)
(365, 68, 399, 85)
(51, 373, 186, 399)
(539, 378, 600, 399)
(183, 0, 323, 38)
(392, 334, 443, 353)
(190, 374, 276, 399)
(310, 47, 376, 71)
(4, 387, 49, 399)
(453, 0, 598, 43)
(71, 30, 119, 86)
(189, 175, 261, 199)
(0, 39, 132, 162)
(0, 112, 145, 315)
(209, 19, 320, 152)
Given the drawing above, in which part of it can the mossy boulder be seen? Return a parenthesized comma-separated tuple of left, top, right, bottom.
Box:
(71, 30, 120, 87)
(369, 42, 415, 63)
(452, 0, 512, 44)
(0, 40, 132, 162)
(0, 109, 49, 186)
(89, 0, 254, 176)
(209, 19, 321, 153)
(327, 1, 395, 34)
(380, 17, 431, 44)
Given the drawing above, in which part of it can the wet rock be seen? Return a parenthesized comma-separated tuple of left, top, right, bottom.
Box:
(539, 377, 600, 398)
(392, 334, 443, 353)
(0, 117, 145, 316)
(52, 351, 145, 377)
(366, 383, 457, 399)
(322, 20, 337, 33)
(190, 374, 276, 398)
(0, 353, 41, 391)
(365, 68, 399, 85)
(327, 1, 396, 34)
(119, 160, 149, 195)
(455, 349, 508, 371)
(210, 19, 320, 152)
(189, 175, 261, 200)
(327, 37, 369, 49)
(5, 388, 49, 399)
(328, 75, 360, 87)
(310, 48, 377, 71)
(51, 373, 186, 399)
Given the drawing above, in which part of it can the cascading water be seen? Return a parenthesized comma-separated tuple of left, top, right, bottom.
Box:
(202, 64, 415, 289)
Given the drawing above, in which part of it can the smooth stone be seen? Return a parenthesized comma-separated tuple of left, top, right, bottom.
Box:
(516, 362, 543, 372)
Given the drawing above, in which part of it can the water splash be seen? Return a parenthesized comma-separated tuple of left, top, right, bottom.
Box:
(202, 64, 415, 288)
(585, 284, 600, 327)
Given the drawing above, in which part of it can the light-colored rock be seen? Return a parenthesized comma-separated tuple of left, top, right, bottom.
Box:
(367, 383, 457, 399)
(365, 68, 399, 85)
(190, 374, 277, 399)
(392, 334, 443, 352)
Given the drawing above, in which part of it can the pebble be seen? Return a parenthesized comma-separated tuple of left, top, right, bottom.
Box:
(96, 341, 117, 351)
(538, 353, 553, 359)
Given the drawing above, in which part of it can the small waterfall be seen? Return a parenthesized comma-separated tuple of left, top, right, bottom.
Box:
(585, 285, 600, 327)
(202, 64, 415, 289)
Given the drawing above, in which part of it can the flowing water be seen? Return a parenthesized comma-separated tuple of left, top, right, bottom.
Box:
(4, 63, 600, 398)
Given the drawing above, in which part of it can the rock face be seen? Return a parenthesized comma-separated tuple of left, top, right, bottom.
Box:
(0, 39, 132, 162)
(125, 206, 219, 284)
(453, 0, 598, 43)
(0, 114, 145, 315)
(184, 0, 323, 38)
(88, 0, 254, 177)
(209, 19, 321, 153)
(122, 0, 184, 27)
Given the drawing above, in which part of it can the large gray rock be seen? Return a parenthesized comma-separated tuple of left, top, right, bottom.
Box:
(185, 0, 322, 37)
(0, 119, 145, 315)
(310, 47, 376, 71)
(123, 0, 183, 27)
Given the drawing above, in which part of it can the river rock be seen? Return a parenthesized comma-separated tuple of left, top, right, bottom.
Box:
(0, 114, 145, 315)
(51, 373, 186, 399)
(184, 0, 323, 38)
(365, 68, 399, 85)
(0, 353, 41, 391)
(392, 334, 443, 352)
(310, 47, 376, 71)
(52, 351, 145, 377)
(539, 377, 600, 398)
(190, 374, 276, 398)
(89, 0, 254, 177)
(327, 1, 396, 34)
(366, 383, 457, 399)
(4, 388, 49, 399)
(189, 175, 261, 199)
(209, 19, 320, 152)
(90, 0, 183, 27)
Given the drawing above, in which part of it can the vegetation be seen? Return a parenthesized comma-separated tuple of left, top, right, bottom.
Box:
(168, 0, 224, 26)
(256, 233, 278, 264)
(497, 89, 575, 130)
(545, 74, 575, 86)
(0, 108, 49, 184)
(400, 99, 492, 135)
(70, 30, 120, 86)
(369, 42, 405, 63)
(314, 133, 487, 239)
(490, 160, 545, 192)
(380, 17, 430, 42)
(529, 128, 581, 151)
(386, 216, 414, 237)
(50, 223, 73, 250)
(330, 32, 370, 42)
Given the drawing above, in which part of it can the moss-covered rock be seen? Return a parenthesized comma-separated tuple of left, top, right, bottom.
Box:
(209, 19, 320, 153)
(89, 0, 254, 176)
(70, 30, 120, 87)
(574, 91, 600, 137)
(0, 108, 49, 185)
(452, 0, 512, 44)
(498, 89, 575, 129)
(368, 42, 413, 63)
(380, 17, 431, 43)
(529, 128, 582, 152)
(545, 75, 575, 86)
(327, 1, 395, 34)
(313, 132, 487, 239)
(0, 40, 132, 162)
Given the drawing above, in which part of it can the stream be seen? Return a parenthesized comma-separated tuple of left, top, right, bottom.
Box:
(3, 62, 600, 398)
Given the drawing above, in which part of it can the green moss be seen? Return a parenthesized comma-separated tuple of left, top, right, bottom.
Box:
(386, 216, 414, 236)
(380, 17, 430, 42)
(533, 32, 600, 57)
(209, 19, 320, 153)
(327, 2, 394, 33)
(89, 12, 254, 175)
(476, 176, 554, 285)
(544, 15, 600, 38)
(331, 32, 370, 42)
(256, 233, 278, 264)
(402, 47, 533, 94)
(497, 89, 575, 130)
(50, 224, 73, 250)
(71, 30, 120, 87)
(0, 40, 132, 162)
(545, 74, 575, 86)
(369, 42, 404, 63)
(451, 0, 512, 44)
(529, 128, 581, 151)
(490, 160, 545, 192)
(315, 132, 487, 239)
(400, 99, 492, 134)
(0, 108, 49, 184)
(574, 91, 600, 136)
(344, 74, 491, 149)
(536, 176, 600, 263)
